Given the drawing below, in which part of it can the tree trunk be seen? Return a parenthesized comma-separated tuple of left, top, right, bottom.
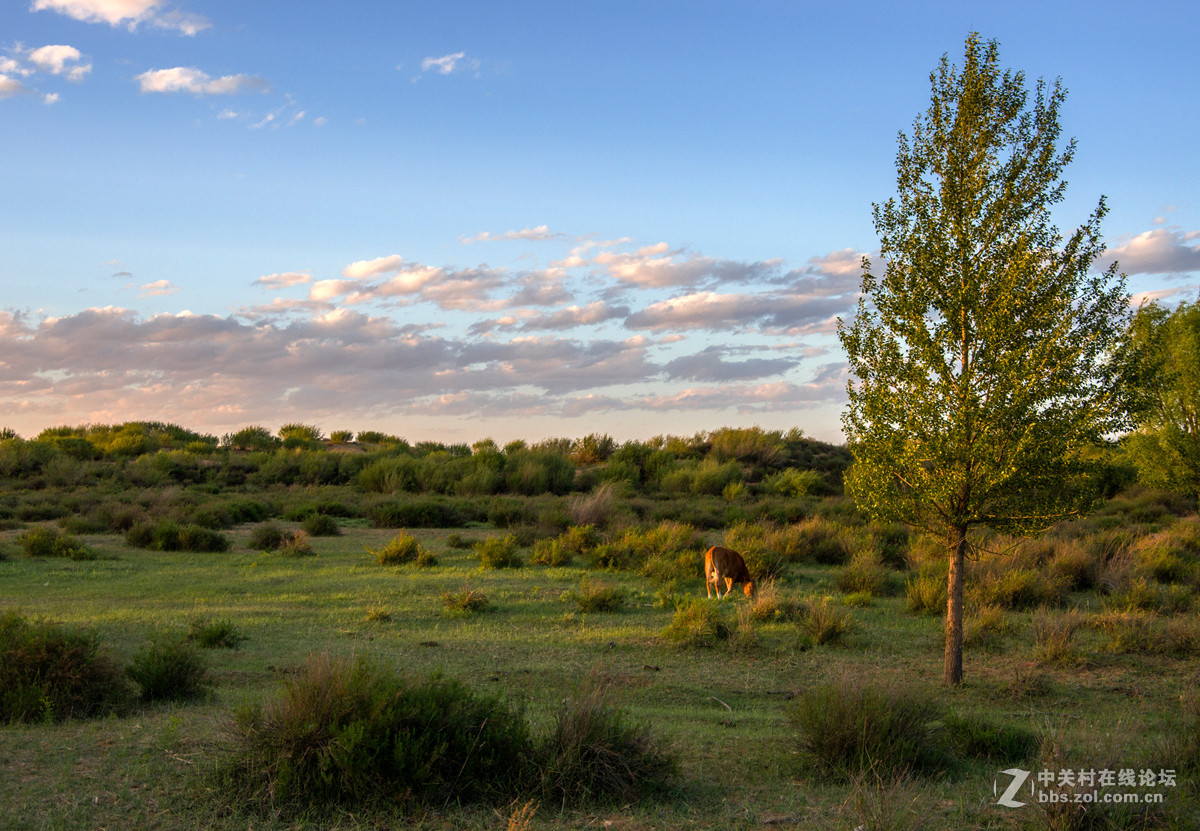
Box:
(944, 524, 968, 685)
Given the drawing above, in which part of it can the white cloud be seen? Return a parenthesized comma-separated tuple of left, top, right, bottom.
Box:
(28, 45, 92, 80)
(135, 67, 269, 95)
(593, 243, 781, 289)
(31, 0, 211, 35)
(463, 225, 558, 244)
(1101, 228, 1200, 276)
(418, 52, 480, 77)
(44, 92, 59, 104)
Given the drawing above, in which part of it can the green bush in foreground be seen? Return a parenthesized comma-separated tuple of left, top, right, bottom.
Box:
(476, 533, 522, 568)
(126, 636, 212, 703)
(371, 532, 423, 565)
(186, 617, 247, 649)
(661, 597, 732, 647)
(0, 612, 133, 722)
(218, 653, 534, 815)
(126, 519, 229, 552)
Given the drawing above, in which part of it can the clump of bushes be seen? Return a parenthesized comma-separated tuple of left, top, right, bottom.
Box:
(839, 549, 897, 597)
(1031, 606, 1085, 667)
(786, 677, 949, 779)
(218, 654, 534, 815)
(126, 519, 229, 552)
(567, 577, 626, 613)
(16, 526, 94, 560)
(905, 560, 947, 614)
(126, 635, 213, 702)
(0, 612, 132, 722)
(748, 580, 802, 622)
(476, 534, 522, 569)
(372, 533, 425, 565)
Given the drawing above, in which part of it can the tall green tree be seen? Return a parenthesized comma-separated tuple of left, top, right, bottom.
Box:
(1122, 298, 1200, 498)
(837, 34, 1130, 685)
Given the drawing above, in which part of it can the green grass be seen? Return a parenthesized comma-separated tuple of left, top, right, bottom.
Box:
(1, 519, 1198, 829)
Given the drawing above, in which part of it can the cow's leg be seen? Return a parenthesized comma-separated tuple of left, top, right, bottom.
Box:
(706, 571, 715, 598)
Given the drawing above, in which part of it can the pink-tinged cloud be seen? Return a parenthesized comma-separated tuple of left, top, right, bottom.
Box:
(594, 244, 781, 288)
(254, 271, 311, 289)
(32, 0, 210, 35)
(341, 254, 405, 279)
(136, 67, 269, 95)
(138, 279, 179, 297)
(1100, 228, 1200, 276)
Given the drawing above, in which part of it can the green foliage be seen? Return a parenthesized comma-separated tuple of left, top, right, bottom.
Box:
(0, 612, 133, 723)
(248, 523, 285, 550)
(567, 577, 625, 613)
(371, 533, 423, 565)
(800, 596, 855, 645)
(537, 674, 676, 805)
(786, 677, 949, 779)
(126, 520, 229, 552)
(661, 597, 732, 648)
(186, 617, 247, 649)
(222, 425, 281, 451)
(442, 586, 488, 614)
(16, 526, 94, 560)
(218, 654, 533, 815)
(764, 467, 823, 498)
(838, 549, 897, 597)
(126, 635, 212, 702)
(328, 430, 354, 443)
(302, 513, 341, 536)
(475, 534, 522, 568)
(1121, 299, 1200, 499)
(369, 498, 460, 528)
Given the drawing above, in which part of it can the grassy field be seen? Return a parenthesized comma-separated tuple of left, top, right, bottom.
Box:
(2, 512, 1199, 830)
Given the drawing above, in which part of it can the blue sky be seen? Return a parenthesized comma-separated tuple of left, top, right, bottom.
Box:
(2, 0, 1197, 444)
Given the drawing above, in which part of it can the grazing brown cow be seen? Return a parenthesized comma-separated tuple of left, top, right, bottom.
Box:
(704, 545, 755, 599)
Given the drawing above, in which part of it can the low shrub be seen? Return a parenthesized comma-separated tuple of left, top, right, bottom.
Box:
(476, 534, 522, 569)
(531, 538, 572, 566)
(372, 533, 423, 565)
(567, 484, 618, 528)
(800, 595, 854, 646)
(567, 577, 625, 613)
(1048, 540, 1100, 591)
(248, 523, 285, 550)
(839, 549, 896, 597)
(369, 499, 458, 528)
(302, 513, 340, 537)
(187, 617, 247, 649)
(661, 597, 733, 647)
(16, 526, 93, 560)
(1031, 606, 1085, 667)
(869, 522, 911, 569)
(445, 532, 477, 549)
(218, 654, 533, 815)
(537, 674, 676, 805)
(0, 612, 133, 722)
(443, 587, 488, 615)
(747, 580, 801, 622)
(963, 603, 1016, 649)
(126, 635, 212, 703)
(786, 677, 948, 779)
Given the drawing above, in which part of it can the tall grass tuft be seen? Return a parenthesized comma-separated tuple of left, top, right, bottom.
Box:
(537, 673, 676, 806)
(371, 532, 423, 565)
(567, 577, 626, 613)
(800, 595, 854, 645)
(786, 677, 948, 779)
(661, 597, 732, 647)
